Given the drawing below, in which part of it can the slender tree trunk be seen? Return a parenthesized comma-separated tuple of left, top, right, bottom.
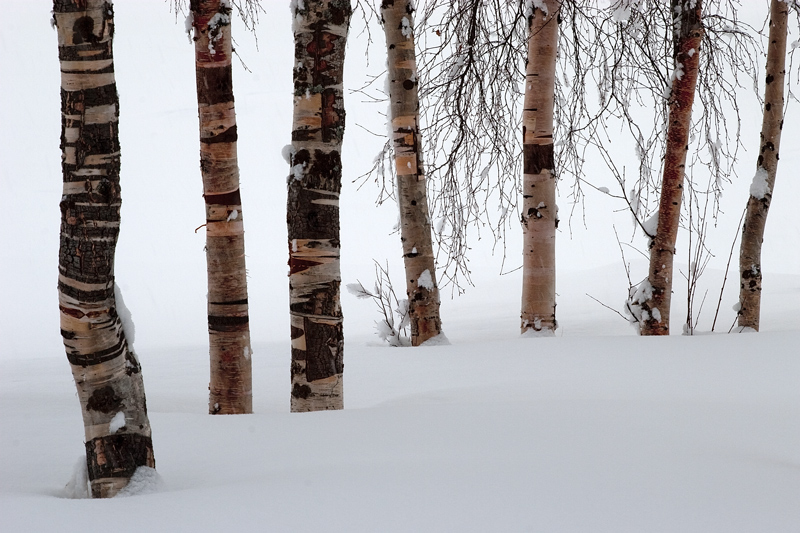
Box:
(738, 0, 788, 331)
(381, 0, 443, 346)
(190, 0, 253, 414)
(287, 0, 351, 412)
(639, 0, 703, 336)
(521, 0, 560, 335)
(54, 0, 155, 498)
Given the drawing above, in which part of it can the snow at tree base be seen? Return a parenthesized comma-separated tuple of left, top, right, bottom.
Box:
(2, 1, 800, 531)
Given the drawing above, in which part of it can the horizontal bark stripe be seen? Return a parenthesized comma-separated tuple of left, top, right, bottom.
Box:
(62, 71, 116, 91)
(523, 143, 555, 175)
(58, 274, 112, 293)
(201, 125, 238, 144)
(208, 315, 249, 332)
(61, 85, 118, 112)
(60, 203, 121, 223)
(85, 434, 154, 482)
(58, 280, 113, 302)
(60, 59, 114, 72)
(209, 298, 249, 306)
(59, 44, 113, 62)
(65, 338, 125, 366)
(289, 281, 341, 317)
(196, 66, 234, 105)
(203, 189, 241, 205)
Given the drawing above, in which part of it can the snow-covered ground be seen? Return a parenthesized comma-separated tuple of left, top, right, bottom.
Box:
(2, 1, 800, 531)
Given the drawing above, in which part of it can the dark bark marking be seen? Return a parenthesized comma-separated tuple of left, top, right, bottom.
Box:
(303, 318, 343, 381)
(57, 281, 114, 303)
(209, 298, 248, 305)
(85, 433, 154, 482)
(291, 383, 312, 399)
(196, 66, 234, 105)
(201, 125, 238, 144)
(65, 338, 126, 367)
(86, 385, 123, 413)
(208, 314, 249, 332)
(203, 189, 241, 206)
(523, 143, 555, 175)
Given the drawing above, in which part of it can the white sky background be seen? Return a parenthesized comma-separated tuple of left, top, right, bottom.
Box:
(1, 0, 800, 359)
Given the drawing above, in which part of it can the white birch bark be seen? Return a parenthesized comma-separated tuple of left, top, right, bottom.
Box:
(381, 0, 443, 346)
(521, 0, 560, 334)
(737, 0, 788, 331)
(287, 0, 351, 412)
(54, 0, 155, 498)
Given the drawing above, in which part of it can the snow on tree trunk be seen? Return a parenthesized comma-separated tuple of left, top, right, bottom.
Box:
(191, 0, 253, 414)
(520, 0, 560, 335)
(639, 0, 703, 336)
(287, 0, 351, 412)
(53, 0, 155, 498)
(737, 0, 787, 332)
(381, 0, 443, 346)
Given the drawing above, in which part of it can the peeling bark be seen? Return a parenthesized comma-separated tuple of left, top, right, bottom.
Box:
(381, 0, 442, 345)
(54, 0, 155, 498)
(738, 0, 787, 331)
(640, 0, 703, 336)
(288, 0, 351, 412)
(520, 0, 560, 334)
(191, 0, 253, 414)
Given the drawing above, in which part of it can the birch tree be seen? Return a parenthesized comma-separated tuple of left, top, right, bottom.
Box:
(54, 0, 155, 497)
(190, 0, 253, 414)
(637, 0, 704, 336)
(287, 0, 351, 412)
(521, 0, 561, 334)
(737, 0, 788, 332)
(381, 0, 443, 345)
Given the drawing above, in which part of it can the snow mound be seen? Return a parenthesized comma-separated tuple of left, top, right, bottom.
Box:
(63, 456, 89, 499)
(419, 332, 451, 346)
(115, 466, 164, 498)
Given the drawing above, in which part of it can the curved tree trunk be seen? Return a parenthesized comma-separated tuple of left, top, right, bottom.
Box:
(190, 0, 253, 414)
(738, 0, 788, 331)
(521, 0, 560, 335)
(287, 0, 351, 412)
(54, 0, 155, 498)
(381, 0, 443, 346)
(639, 0, 703, 336)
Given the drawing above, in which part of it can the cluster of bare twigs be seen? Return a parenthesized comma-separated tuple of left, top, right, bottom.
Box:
(555, 1, 760, 333)
(346, 261, 411, 347)
(414, 1, 529, 291)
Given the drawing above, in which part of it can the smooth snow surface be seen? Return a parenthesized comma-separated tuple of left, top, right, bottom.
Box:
(4, 1, 800, 531)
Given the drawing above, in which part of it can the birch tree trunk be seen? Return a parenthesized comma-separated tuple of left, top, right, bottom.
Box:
(381, 0, 442, 346)
(520, 0, 560, 335)
(287, 0, 351, 412)
(190, 0, 253, 414)
(54, 0, 155, 498)
(639, 0, 703, 336)
(737, 0, 788, 331)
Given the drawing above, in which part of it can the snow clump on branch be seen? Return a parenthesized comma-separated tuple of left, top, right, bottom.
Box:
(749, 167, 770, 199)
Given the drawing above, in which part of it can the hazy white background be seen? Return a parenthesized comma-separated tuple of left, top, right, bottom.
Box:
(2, 2, 800, 531)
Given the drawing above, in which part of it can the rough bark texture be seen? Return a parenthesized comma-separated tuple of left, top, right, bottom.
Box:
(639, 0, 703, 336)
(520, 0, 560, 334)
(287, 0, 351, 412)
(191, 0, 253, 414)
(381, 0, 442, 346)
(738, 0, 787, 331)
(54, 0, 155, 498)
